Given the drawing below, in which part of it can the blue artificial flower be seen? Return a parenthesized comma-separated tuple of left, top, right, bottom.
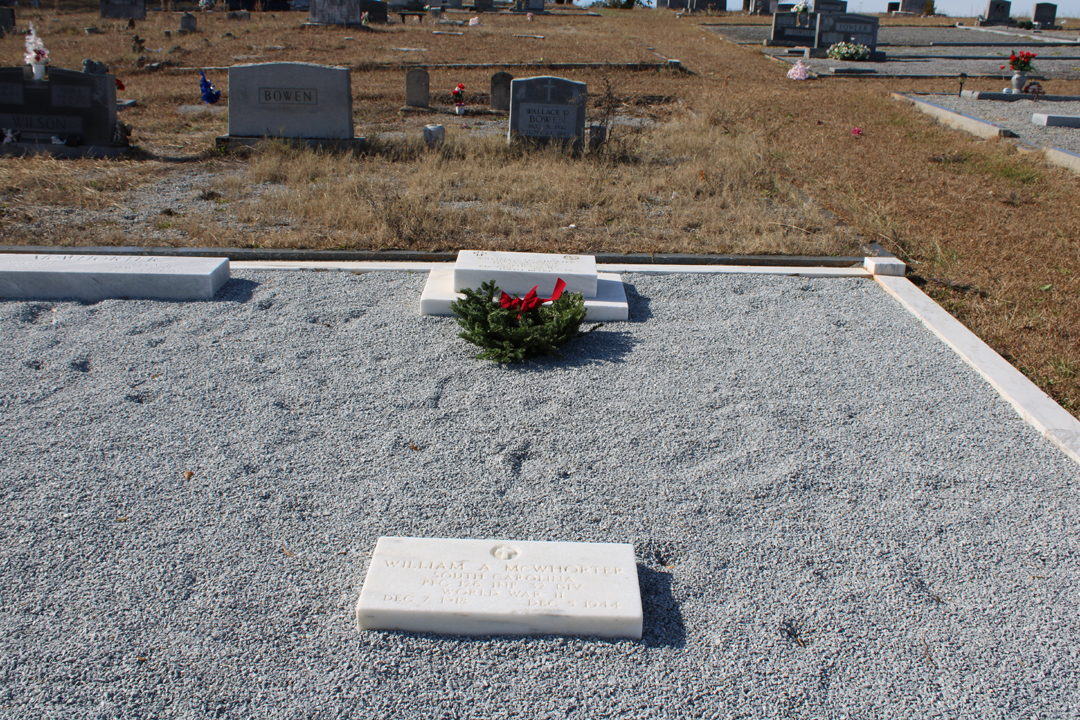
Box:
(200, 71, 221, 105)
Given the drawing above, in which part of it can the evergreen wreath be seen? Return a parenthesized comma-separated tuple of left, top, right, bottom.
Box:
(451, 280, 600, 363)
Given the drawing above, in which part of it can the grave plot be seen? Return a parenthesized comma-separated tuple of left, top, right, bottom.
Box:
(1, 269, 1078, 716)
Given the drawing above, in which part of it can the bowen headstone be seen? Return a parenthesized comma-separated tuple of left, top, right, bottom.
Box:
(100, 0, 146, 19)
(228, 62, 353, 139)
(490, 71, 512, 111)
(356, 537, 643, 639)
(0, 254, 230, 302)
(405, 67, 429, 108)
(507, 75, 586, 153)
(309, 0, 389, 24)
(0, 66, 118, 152)
(815, 12, 879, 52)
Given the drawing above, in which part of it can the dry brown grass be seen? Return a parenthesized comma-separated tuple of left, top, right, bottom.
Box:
(2, 7, 1080, 415)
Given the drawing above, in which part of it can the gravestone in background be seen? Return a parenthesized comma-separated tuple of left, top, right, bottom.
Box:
(507, 75, 586, 153)
(886, 1, 899, 10)
(228, 63, 353, 139)
(490, 71, 512, 111)
(770, 12, 818, 45)
(0, 66, 117, 150)
(812, 0, 846, 12)
(405, 68, 429, 108)
(898, 0, 926, 12)
(0, 7, 15, 31)
(445, 0, 462, 8)
(99, 0, 145, 19)
(815, 12, 879, 51)
(688, 0, 725, 10)
(309, 0, 389, 24)
(525, 0, 544, 10)
(979, 0, 1012, 25)
(178, 12, 197, 33)
(1032, 3, 1056, 27)
(474, 0, 493, 10)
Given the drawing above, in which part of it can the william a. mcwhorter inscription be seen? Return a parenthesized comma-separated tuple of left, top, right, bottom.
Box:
(356, 537, 643, 639)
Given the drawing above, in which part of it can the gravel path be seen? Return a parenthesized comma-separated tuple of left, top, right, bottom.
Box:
(917, 94, 1080, 152)
(2, 271, 1078, 719)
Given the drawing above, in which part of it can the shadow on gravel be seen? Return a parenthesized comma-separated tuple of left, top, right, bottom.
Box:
(507, 329, 638, 371)
(638, 565, 686, 649)
(214, 278, 260, 303)
(624, 282, 653, 324)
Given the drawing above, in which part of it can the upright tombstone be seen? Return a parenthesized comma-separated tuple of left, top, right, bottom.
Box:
(898, 0, 925, 12)
(812, 0, 846, 12)
(0, 66, 120, 155)
(227, 63, 353, 140)
(815, 13, 879, 52)
(1032, 2, 1057, 27)
(490, 71, 512, 111)
(688, 0, 725, 9)
(525, 0, 544, 10)
(445, 0, 462, 8)
(886, 1, 898, 10)
(405, 67, 429, 108)
(0, 7, 16, 32)
(178, 12, 197, 34)
(100, 0, 146, 19)
(507, 76, 586, 154)
(770, 12, 818, 45)
(309, 0, 389, 24)
(474, 0, 493, 10)
(979, 0, 1012, 25)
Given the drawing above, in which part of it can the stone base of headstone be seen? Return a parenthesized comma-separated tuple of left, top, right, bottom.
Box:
(0, 143, 132, 159)
(419, 250, 628, 322)
(214, 136, 369, 152)
(0, 254, 229, 301)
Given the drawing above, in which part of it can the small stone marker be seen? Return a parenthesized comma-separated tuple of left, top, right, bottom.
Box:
(423, 123, 444, 146)
(507, 75, 586, 153)
(0, 254, 230, 301)
(489, 71, 512, 111)
(1032, 113, 1080, 127)
(405, 67, 429, 108)
(100, 0, 146, 19)
(419, 249, 629, 321)
(178, 12, 197, 34)
(1032, 2, 1056, 27)
(227, 62, 353, 140)
(0, 66, 118, 152)
(356, 537, 643, 639)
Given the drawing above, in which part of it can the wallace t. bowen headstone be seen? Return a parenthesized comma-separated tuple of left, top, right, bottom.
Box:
(356, 537, 643, 639)
(100, 0, 146, 19)
(0, 66, 120, 156)
(227, 63, 353, 140)
(490, 71, 512, 111)
(507, 75, 586, 153)
(0, 255, 230, 302)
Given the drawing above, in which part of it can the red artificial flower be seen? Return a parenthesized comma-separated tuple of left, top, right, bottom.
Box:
(116, 78, 125, 91)
(851, 127, 863, 137)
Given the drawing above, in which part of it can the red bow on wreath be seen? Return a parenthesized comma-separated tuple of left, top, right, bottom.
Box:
(500, 278, 567, 319)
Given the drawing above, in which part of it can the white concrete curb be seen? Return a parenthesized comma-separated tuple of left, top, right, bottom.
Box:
(876, 274, 1080, 466)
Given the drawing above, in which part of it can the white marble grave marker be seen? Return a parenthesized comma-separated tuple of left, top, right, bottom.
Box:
(0, 254, 229, 301)
(454, 249, 596, 298)
(356, 537, 643, 639)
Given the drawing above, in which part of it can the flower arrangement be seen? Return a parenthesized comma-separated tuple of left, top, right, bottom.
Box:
(361, 11, 370, 25)
(451, 280, 596, 363)
(200, 71, 221, 104)
(787, 60, 809, 80)
(1001, 51, 1036, 73)
(792, 0, 809, 12)
(451, 82, 465, 106)
(827, 41, 870, 61)
(24, 24, 49, 66)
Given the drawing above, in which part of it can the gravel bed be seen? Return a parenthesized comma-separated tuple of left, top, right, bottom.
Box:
(2, 271, 1079, 718)
(705, 23, 1077, 46)
(916, 94, 1080, 153)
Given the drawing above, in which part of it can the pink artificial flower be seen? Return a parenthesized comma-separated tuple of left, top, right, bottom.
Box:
(851, 127, 863, 137)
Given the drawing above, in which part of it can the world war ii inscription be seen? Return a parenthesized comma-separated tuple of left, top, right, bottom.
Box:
(356, 537, 643, 639)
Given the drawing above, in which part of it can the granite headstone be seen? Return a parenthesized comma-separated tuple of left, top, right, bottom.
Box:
(812, 0, 846, 12)
(309, 0, 389, 24)
(0, 66, 117, 148)
(982, 0, 1011, 24)
(100, 0, 146, 19)
(490, 71, 512, 111)
(815, 12, 879, 52)
(1032, 2, 1056, 27)
(770, 12, 819, 45)
(507, 76, 586, 153)
(0, 6, 16, 30)
(228, 63, 353, 139)
(405, 67, 428, 108)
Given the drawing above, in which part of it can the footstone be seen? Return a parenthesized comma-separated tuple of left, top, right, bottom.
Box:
(356, 537, 643, 639)
(454, 249, 596, 297)
(0, 254, 230, 301)
(1032, 113, 1080, 127)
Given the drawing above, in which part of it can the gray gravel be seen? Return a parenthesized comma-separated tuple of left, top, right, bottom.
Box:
(2, 270, 1079, 719)
(918, 94, 1080, 152)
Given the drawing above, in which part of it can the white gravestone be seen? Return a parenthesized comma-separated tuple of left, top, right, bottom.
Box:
(356, 537, 643, 639)
(507, 76, 587, 153)
(228, 63, 353, 140)
(419, 250, 629, 322)
(0, 254, 229, 301)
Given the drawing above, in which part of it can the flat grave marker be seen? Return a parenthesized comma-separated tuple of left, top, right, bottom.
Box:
(0, 255, 230, 301)
(507, 75, 586, 153)
(356, 537, 643, 639)
(1031, 113, 1080, 127)
(227, 62, 353, 140)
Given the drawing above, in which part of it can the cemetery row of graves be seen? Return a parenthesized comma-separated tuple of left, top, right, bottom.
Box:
(1, 4, 1080, 418)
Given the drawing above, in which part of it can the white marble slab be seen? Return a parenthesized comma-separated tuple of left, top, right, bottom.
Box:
(0, 254, 230, 301)
(453, 250, 597, 298)
(1032, 113, 1080, 128)
(356, 537, 643, 639)
(864, 256, 906, 276)
(421, 267, 628, 321)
